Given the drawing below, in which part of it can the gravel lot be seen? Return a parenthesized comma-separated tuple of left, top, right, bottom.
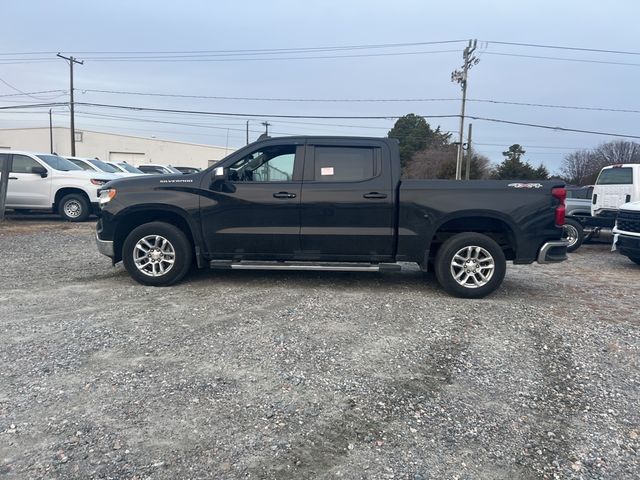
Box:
(1, 218, 638, 479)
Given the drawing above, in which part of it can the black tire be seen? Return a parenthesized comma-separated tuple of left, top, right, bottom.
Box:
(122, 222, 192, 286)
(562, 218, 584, 253)
(434, 233, 507, 299)
(58, 193, 90, 222)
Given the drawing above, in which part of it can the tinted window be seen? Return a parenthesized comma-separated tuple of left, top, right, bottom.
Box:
(229, 146, 295, 182)
(596, 167, 633, 185)
(11, 155, 41, 174)
(566, 187, 592, 199)
(68, 158, 94, 171)
(314, 147, 375, 181)
(36, 154, 83, 171)
(116, 163, 143, 173)
(88, 159, 119, 173)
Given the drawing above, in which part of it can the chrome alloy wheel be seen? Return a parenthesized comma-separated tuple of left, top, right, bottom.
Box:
(450, 245, 495, 288)
(63, 199, 82, 218)
(562, 224, 578, 248)
(133, 235, 176, 277)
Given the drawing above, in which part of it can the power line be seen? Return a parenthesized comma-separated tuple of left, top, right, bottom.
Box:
(485, 40, 640, 56)
(484, 51, 640, 67)
(0, 40, 468, 56)
(80, 89, 640, 114)
(5, 101, 640, 140)
(79, 49, 460, 63)
(0, 89, 66, 98)
(467, 115, 640, 140)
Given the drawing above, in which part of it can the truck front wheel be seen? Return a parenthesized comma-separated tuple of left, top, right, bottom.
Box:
(122, 222, 193, 286)
(58, 193, 90, 222)
(434, 233, 507, 299)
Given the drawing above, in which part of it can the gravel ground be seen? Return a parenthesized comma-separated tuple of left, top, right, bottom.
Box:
(0, 218, 638, 479)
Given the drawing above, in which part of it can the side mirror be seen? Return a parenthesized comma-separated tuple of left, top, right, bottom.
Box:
(31, 166, 48, 178)
(210, 167, 235, 193)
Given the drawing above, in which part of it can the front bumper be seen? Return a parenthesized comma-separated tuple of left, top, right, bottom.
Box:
(537, 240, 569, 264)
(96, 233, 114, 258)
(612, 232, 640, 258)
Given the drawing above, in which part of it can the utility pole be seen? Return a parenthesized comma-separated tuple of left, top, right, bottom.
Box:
(246, 120, 249, 145)
(261, 121, 271, 136)
(464, 123, 473, 180)
(57, 53, 83, 156)
(49, 109, 54, 153)
(451, 39, 479, 180)
(0, 154, 10, 222)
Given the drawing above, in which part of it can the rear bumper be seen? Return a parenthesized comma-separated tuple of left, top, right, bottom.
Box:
(537, 240, 569, 264)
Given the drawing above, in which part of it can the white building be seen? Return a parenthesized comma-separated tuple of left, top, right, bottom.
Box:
(0, 127, 231, 169)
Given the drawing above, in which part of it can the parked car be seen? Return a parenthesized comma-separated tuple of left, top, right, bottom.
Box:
(174, 166, 201, 174)
(137, 164, 183, 175)
(0, 151, 114, 221)
(612, 201, 640, 265)
(64, 156, 133, 177)
(105, 161, 145, 175)
(95, 136, 568, 298)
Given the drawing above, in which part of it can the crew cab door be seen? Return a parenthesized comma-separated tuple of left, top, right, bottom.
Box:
(200, 143, 304, 258)
(0, 153, 52, 208)
(299, 141, 394, 261)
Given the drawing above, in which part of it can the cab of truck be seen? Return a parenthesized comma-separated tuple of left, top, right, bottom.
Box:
(592, 164, 640, 218)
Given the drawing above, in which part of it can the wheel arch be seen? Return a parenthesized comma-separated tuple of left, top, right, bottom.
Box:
(53, 187, 91, 211)
(112, 205, 202, 265)
(426, 212, 519, 265)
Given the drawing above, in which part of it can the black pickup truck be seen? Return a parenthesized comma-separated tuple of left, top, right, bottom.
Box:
(96, 136, 568, 298)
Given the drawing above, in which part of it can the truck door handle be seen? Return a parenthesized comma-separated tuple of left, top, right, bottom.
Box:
(363, 192, 387, 199)
(8, 176, 17, 180)
(273, 192, 296, 199)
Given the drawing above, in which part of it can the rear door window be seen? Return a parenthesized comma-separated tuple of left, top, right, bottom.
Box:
(596, 167, 633, 185)
(314, 147, 377, 182)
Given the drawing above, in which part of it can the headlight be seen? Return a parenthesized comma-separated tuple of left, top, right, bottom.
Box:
(91, 178, 109, 186)
(99, 188, 117, 205)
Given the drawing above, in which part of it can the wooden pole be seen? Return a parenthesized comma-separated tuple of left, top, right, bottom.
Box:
(0, 154, 11, 222)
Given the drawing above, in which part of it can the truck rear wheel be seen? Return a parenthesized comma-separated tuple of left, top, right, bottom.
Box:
(122, 222, 192, 286)
(562, 218, 584, 252)
(58, 193, 90, 222)
(434, 233, 506, 299)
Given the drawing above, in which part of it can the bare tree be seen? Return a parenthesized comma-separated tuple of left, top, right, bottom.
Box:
(561, 140, 640, 185)
(595, 140, 640, 165)
(560, 149, 599, 185)
(404, 147, 456, 179)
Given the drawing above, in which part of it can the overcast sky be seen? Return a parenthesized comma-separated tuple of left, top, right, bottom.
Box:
(1, 0, 639, 172)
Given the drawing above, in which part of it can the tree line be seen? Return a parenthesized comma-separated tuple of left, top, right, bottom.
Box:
(388, 113, 638, 183)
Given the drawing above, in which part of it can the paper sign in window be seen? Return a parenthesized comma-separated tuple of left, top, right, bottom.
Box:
(321, 167, 334, 176)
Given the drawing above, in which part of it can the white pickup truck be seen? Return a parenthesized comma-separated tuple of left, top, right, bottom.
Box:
(0, 151, 117, 221)
(612, 201, 640, 265)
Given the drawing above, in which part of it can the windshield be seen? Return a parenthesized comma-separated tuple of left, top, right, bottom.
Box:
(89, 159, 119, 173)
(596, 167, 633, 185)
(118, 163, 144, 173)
(166, 165, 183, 174)
(36, 155, 83, 171)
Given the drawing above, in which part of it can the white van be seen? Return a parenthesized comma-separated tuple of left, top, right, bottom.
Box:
(592, 164, 640, 217)
(0, 151, 115, 221)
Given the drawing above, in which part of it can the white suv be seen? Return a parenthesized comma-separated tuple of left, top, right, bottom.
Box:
(0, 151, 115, 221)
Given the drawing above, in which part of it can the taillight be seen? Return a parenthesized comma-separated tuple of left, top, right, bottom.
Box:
(552, 187, 566, 226)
